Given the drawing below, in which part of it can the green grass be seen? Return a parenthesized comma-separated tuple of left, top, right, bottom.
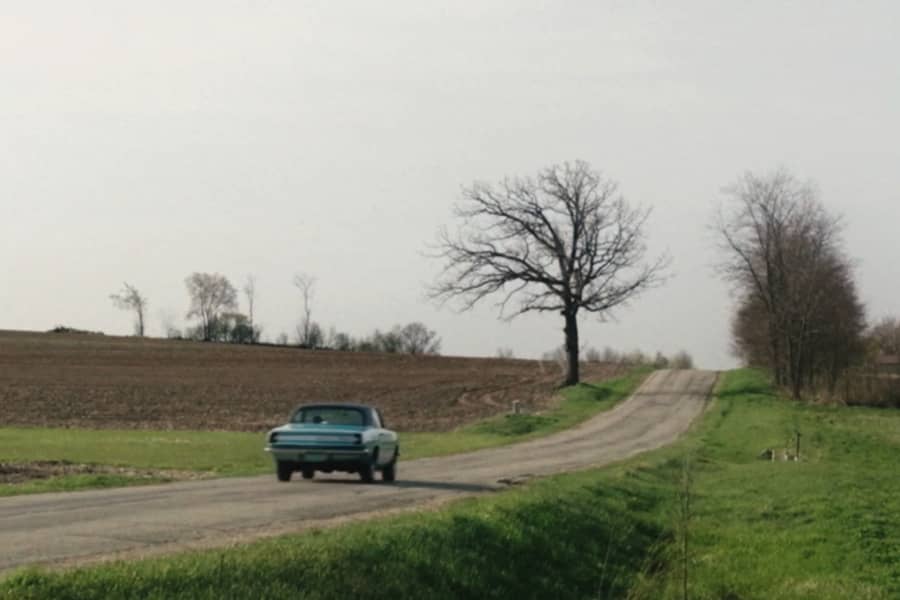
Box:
(0, 474, 170, 498)
(631, 368, 900, 599)
(0, 370, 647, 496)
(0, 429, 268, 476)
(0, 427, 267, 497)
(5, 369, 900, 599)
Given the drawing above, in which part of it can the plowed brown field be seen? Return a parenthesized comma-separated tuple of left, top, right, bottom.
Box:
(0, 330, 619, 432)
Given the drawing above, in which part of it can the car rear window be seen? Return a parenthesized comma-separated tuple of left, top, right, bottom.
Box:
(291, 407, 365, 426)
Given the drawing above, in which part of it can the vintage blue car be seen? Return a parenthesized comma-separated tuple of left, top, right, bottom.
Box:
(265, 403, 399, 483)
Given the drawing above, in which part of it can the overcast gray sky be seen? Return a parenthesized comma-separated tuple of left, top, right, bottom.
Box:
(2, 1, 898, 369)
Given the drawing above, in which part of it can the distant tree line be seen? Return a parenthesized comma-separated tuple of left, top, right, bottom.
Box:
(540, 345, 694, 370)
(868, 317, 900, 359)
(106, 272, 441, 356)
(825, 317, 900, 408)
(321, 322, 441, 355)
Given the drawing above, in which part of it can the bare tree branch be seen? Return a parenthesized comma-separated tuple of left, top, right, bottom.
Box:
(293, 273, 317, 347)
(242, 275, 259, 344)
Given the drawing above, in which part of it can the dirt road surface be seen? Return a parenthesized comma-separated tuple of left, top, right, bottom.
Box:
(0, 369, 717, 575)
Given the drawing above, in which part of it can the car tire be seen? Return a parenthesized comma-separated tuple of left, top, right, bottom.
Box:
(276, 461, 293, 482)
(359, 451, 378, 483)
(381, 453, 398, 483)
(301, 468, 315, 480)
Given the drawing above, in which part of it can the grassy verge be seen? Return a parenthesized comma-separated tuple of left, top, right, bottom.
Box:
(631, 368, 900, 598)
(0, 370, 647, 496)
(5, 369, 900, 598)
(0, 429, 268, 477)
(0, 474, 170, 498)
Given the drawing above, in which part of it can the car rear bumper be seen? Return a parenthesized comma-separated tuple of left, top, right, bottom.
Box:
(266, 445, 373, 469)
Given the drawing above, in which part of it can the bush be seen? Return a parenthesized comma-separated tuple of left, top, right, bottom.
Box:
(670, 350, 694, 370)
(332, 332, 353, 352)
(837, 370, 900, 408)
(541, 346, 567, 373)
(583, 347, 602, 363)
(48, 326, 104, 335)
(579, 346, 695, 369)
(653, 351, 669, 369)
(341, 323, 441, 355)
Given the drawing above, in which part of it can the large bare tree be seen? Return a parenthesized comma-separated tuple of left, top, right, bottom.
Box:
(185, 272, 238, 342)
(430, 160, 667, 385)
(109, 282, 148, 336)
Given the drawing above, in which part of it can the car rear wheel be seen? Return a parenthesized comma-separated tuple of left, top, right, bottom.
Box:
(301, 468, 315, 480)
(381, 451, 398, 482)
(359, 449, 378, 483)
(276, 461, 293, 482)
(359, 462, 375, 483)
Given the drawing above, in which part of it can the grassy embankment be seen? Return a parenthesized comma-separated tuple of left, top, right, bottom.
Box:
(0, 369, 648, 496)
(4, 369, 900, 599)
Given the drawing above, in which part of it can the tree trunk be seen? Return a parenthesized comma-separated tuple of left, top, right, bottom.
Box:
(564, 310, 580, 386)
(769, 321, 784, 386)
(203, 311, 212, 342)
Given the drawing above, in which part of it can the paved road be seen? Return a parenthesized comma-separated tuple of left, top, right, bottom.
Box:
(0, 369, 717, 574)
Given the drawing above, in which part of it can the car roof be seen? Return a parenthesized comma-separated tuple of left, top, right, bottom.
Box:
(294, 403, 374, 411)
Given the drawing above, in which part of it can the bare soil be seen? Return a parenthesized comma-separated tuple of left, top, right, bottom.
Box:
(0, 330, 620, 433)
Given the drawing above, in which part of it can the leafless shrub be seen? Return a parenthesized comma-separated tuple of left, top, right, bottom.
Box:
(583, 346, 602, 363)
(869, 317, 900, 357)
(623, 349, 648, 366)
(676, 456, 693, 600)
(670, 351, 694, 370)
(835, 369, 900, 408)
(601, 347, 621, 364)
(653, 351, 669, 369)
(542, 345, 568, 374)
(295, 321, 323, 349)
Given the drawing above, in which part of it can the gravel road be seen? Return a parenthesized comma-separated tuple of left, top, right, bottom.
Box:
(0, 369, 717, 574)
